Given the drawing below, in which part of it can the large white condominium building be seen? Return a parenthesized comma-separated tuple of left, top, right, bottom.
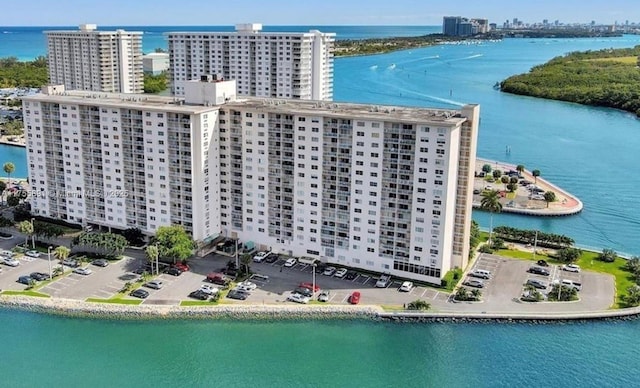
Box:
(45, 24, 144, 93)
(23, 79, 478, 284)
(167, 23, 335, 100)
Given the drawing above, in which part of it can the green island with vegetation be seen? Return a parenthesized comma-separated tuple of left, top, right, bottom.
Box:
(500, 46, 640, 117)
(334, 34, 479, 57)
(0, 56, 48, 88)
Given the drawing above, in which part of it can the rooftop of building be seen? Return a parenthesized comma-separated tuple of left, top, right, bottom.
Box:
(45, 24, 142, 35)
(23, 85, 473, 124)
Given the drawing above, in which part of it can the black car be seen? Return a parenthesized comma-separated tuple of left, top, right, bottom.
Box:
(92, 259, 109, 267)
(294, 287, 313, 298)
(29, 272, 50, 281)
(226, 290, 249, 300)
(264, 255, 278, 264)
(345, 270, 358, 280)
(165, 267, 183, 276)
(133, 267, 148, 275)
(17, 275, 33, 285)
(537, 260, 549, 267)
(315, 263, 328, 274)
(130, 288, 149, 299)
(528, 266, 550, 276)
(189, 290, 209, 301)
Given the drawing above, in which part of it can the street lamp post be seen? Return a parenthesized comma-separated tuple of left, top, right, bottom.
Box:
(30, 218, 35, 249)
(312, 264, 316, 296)
(47, 246, 53, 280)
(235, 238, 239, 270)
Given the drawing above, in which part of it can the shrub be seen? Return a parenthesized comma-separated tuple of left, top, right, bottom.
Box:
(598, 248, 617, 263)
(479, 245, 494, 254)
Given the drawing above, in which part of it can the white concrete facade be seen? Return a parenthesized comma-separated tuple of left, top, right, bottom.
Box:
(23, 80, 478, 284)
(167, 24, 334, 100)
(143, 52, 170, 75)
(46, 25, 143, 93)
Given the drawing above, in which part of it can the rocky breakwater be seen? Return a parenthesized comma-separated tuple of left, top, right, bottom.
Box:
(0, 295, 383, 321)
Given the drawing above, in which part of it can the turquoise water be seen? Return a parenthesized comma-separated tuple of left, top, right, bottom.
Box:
(1, 309, 638, 387)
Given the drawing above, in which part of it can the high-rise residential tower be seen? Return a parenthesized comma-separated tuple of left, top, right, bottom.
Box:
(45, 24, 143, 93)
(167, 24, 335, 100)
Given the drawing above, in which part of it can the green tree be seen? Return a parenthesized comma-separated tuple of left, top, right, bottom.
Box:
(17, 219, 34, 248)
(143, 72, 168, 94)
(3, 162, 15, 185)
(623, 257, 640, 273)
(0, 180, 6, 192)
(516, 164, 525, 175)
(556, 247, 582, 263)
(153, 225, 194, 264)
(54, 246, 71, 266)
(407, 299, 431, 310)
(622, 286, 640, 307)
(543, 191, 556, 207)
(548, 284, 578, 301)
(122, 227, 145, 246)
(6, 194, 19, 207)
(500, 175, 509, 189)
(240, 253, 252, 276)
(482, 164, 492, 174)
(480, 190, 502, 245)
(532, 169, 541, 183)
(506, 183, 518, 192)
(492, 169, 502, 179)
(598, 248, 617, 263)
(469, 220, 481, 254)
(145, 244, 159, 275)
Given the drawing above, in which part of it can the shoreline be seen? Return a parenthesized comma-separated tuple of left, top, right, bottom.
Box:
(2, 295, 639, 323)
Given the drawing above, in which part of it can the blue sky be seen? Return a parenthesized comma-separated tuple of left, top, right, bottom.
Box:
(1, 0, 638, 26)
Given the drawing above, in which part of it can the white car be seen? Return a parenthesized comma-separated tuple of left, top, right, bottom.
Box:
(287, 292, 310, 304)
(399, 281, 414, 292)
(73, 267, 92, 275)
(144, 280, 164, 290)
(284, 258, 297, 267)
(562, 264, 581, 273)
(238, 280, 257, 291)
(25, 250, 41, 258)
(1, 250, 15, 257)
(252, 251, 271, 263)
(2, 256, 20, 267)
(334, 268, 348, 278)
(199, 284, 220, 295)
(375, 274, 392, 288)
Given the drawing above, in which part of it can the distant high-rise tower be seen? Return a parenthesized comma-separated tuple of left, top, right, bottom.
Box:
(167, 24, 335, 100)
(443, 16, 462, 36)
(45, 24, 143, 93)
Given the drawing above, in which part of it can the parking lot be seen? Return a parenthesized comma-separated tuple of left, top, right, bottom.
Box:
(451, 253, 615, 313)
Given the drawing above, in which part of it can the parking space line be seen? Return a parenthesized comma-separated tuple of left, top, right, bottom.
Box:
(432, 291, 439, 300)
(420, 288, 428, 297)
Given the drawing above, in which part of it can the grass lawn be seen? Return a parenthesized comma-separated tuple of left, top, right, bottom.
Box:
(586, 56, 638, 64)
(1, 290, 50, 298)
(85, 298, 142, 305)
(495, 247, 634, 308)
(180, 300, 219, 306)
(380, 304, 405, 311)
(441, 268, 463, 292)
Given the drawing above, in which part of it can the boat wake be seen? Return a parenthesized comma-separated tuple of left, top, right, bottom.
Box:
(388, 64, 396, 70)
(369, 65, 378, 70)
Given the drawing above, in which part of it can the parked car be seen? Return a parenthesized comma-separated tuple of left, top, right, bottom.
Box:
(144, 280, 164, 290)
(399, 281, 414, 292)
(375, 274, 391, 288)
(25, 250, 41, 258)
(323, 266, 337, 276)
(526, 279, 548, 290)
(199, 284, 219, 295)
(227, 289, 249, 300)
(283, 258, 297, 267)
(2, 256, 20, 267)
(1, 250, 15, 258)
(189, 290, 210, 301)
(61, 258, 79, 268)
(463, 279, 485, 288)
(264, 255, 279, 264)
(173, 262, 190, 272)
(537, 259, 549, 267)
(237, 281, 257, 291)
(206, 273, 228, 285)
(554, 279, 583, 292)
(293, 287, 313, 298)
(317, 290, 330, 302)
(130, 288, 149, 299)
(348, 291, 361, 305)
(29, 272, 50, 281)
(287, 292, 310, 304)
(528, 266, 550, 276)
(470, 269, 491, 279)
(315, 262, 328, 274)
(299, 282, 320, 293)
(92, 259, 109, 267)
(252, 251, 271, 263)
(562, 264, 581, 273)
(334, 268, 348, 278)
(17, 275, 33, 285)
(345, 270, 358, 280)
(165, 267, 183, 276)
(73, 267, 92, 275)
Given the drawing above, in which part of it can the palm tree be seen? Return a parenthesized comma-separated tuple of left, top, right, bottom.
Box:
(543, 191, 556, 208)
(54, 246, 71, 269)
(17, 220, 34, 248)
(516, 164, 525, 176)
(240, 253, 252, 276)
(145, 244, 159, 275)
(480, 190, 502, 245)
(407, 299, 431, 311)
(532, 169, 541, 184)
(3, 162, 15, 186)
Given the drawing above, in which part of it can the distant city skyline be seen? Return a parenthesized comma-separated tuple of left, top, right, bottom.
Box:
(1, 0, 639, 26)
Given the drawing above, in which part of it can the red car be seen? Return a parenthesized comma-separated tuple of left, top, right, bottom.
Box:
(349, 291, 361, 305)
(299, 282, 320, 293)
(174, 262, 190, 272)
(206, 272, 228, 285)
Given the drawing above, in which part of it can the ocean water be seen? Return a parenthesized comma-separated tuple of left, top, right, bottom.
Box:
(1, 25, 640, 387)
(0, 309, 638, 387)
